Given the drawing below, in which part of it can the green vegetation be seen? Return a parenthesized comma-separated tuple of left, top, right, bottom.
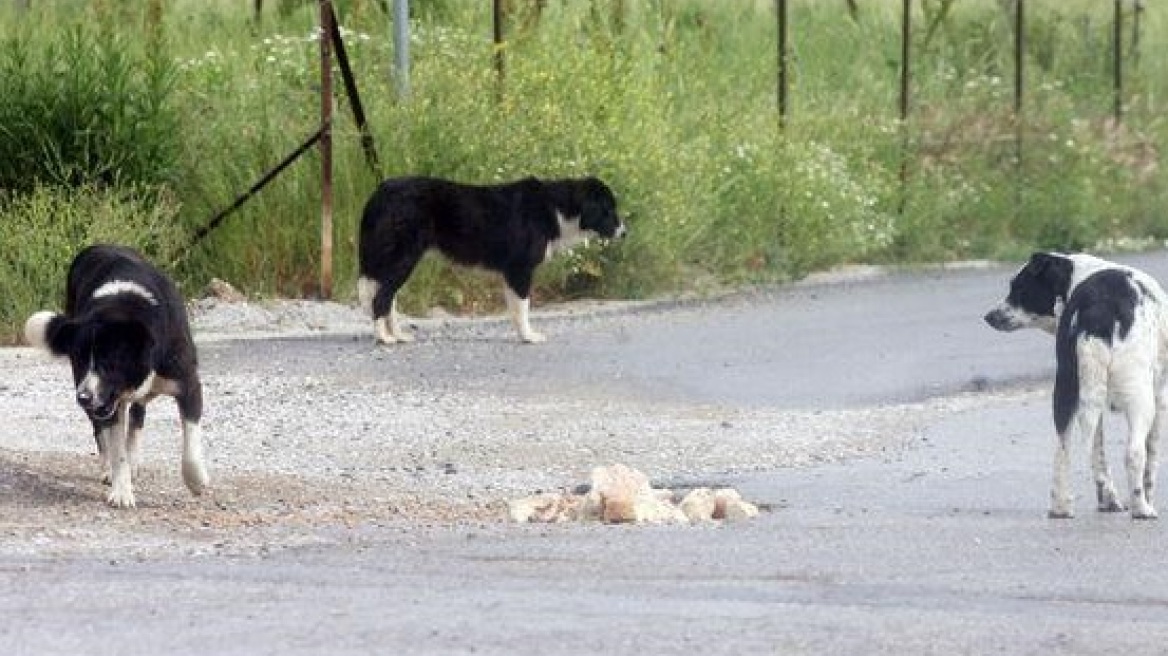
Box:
(0, 0, 1165, 342)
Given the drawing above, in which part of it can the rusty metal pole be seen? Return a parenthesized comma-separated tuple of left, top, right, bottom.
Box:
(776, 0, 788, 128)
(1132, 0, 1144, 67)
(1113, 0, 1123, 124)
(493, 0, 505, 99)
(1014, 0, 1025, 223)
(897, 0, 911, 215)
(1013, 0, 1024, 116)
(899, 0, 911, 123)
(319, 0, 334, 299)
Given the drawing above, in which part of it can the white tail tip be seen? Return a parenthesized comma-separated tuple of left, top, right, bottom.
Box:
(23, 311, 58, 351)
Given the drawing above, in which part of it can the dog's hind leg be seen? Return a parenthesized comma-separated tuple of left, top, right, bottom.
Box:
(1051, 424, 1084, 519)
(1091, 420, 1126, 512)
(92, 420, 111, 484)
(176, 381, 209, 496)
(127, 402, 146, 479)
(361, 275, 416, 345)
(1146, 391, 1165, 506)
(1123, 389, 1158, 519)
(503, 269, 545, 344)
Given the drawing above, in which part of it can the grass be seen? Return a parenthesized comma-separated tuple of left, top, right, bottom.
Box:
(0, 0, 1165, 342)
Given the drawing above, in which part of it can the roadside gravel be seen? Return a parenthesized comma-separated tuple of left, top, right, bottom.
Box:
(0, 295, 1025, 559)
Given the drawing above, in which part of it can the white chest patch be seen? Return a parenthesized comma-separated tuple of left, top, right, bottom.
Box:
(545, 213, 590, 259)
(92, 280, 158, 305)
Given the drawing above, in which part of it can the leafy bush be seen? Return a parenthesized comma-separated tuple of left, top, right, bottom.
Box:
(0, 17, 180, 192)
(0, 0, 1165, 323)
(0, 185, 185, 343)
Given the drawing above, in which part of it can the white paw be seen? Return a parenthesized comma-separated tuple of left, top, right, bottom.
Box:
(520, 330, 547, 344)
(106, 484, 136, 509)
(1131, 499, 1158, 520)
(182, 459, 210, 496)
(374, 322, 415, 345)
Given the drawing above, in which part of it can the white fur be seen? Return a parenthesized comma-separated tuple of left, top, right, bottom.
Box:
(504, 287, 545, 344)
(92, 280, 158, 305)
(23, 310, 58, 351)
(357, 276, 379, 317)
(105, 405, 135, 508)
(180, 420, 209, 495)
(545, 212, 590, 259)
(1057, 257, 1166, 519)
(360, 277, 414, 345)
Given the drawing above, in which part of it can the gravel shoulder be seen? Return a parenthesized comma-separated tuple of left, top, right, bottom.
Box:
(0, 290, 1031, 559)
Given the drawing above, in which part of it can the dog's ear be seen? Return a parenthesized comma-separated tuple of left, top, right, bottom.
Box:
(24, 311, 76, 356)
(1026, 252, 1073, 299)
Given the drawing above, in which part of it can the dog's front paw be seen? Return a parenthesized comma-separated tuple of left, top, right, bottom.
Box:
(182, 459, 210, 496)
(374, 318, 415, 345)
(106, 484, 136, 509)
(520, 330, 547, 344)
(1131, 499, 1158, 520)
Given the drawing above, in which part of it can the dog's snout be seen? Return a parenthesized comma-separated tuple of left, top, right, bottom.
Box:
(614, 224, 628, 238)
(984, 309, 1002, 329)
(984, 308, 1014, 332)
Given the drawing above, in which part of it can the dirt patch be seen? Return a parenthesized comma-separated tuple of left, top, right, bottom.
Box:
(0, 448, 501, 557)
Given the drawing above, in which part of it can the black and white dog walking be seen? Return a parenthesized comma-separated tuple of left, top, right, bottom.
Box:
(358, 175, 626, 344)
(24, 244, 209, 508)
(985, 252, 1166, 519)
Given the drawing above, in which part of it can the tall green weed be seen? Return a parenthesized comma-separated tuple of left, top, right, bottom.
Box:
(0, 0, 1165, 337)
(0, 15, 180, 192)
(0, 185, 184, 344)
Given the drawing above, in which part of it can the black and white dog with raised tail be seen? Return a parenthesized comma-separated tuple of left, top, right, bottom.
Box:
(358, 175, 626, 345)
(985, 252, 1167, 519)
(24, 244, 209, 508)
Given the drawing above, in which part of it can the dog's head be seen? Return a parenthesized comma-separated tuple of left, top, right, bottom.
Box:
(577, 177, 627, 239)
(25, 310, 155, 422)
(984, 252, 1074, 334)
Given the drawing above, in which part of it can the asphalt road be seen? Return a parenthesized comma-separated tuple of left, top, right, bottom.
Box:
(5, 253, 1168, 655)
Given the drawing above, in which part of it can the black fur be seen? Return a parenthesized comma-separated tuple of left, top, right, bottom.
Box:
(358, 175, 624, 325)
(41, 245, 201, 426)
(1053, 269, 1140, 434)
(989, 252, 1074, 329)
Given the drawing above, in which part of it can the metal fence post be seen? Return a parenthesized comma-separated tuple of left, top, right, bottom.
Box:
(1014, 0, 1025, 223)
(899, 0, 911, 123)
(493, 0, 505, 98)
(1113, 0, 1124, 123)
(319, 0, 334, 299)
(776, 0, 789, 128)
(897, 0, 912, 215)
(391, 0, 410, 98)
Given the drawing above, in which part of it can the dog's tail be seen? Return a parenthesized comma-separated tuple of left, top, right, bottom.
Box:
(1052, 316, 1080, 436)
(24, 310, 63, 354)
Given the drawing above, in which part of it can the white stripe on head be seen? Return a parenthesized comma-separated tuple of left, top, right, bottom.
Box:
(92, 280, 158, 305)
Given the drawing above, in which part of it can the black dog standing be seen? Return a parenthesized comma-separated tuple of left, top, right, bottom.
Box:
(358, 176, 626, 344)
(25, 244, 209, 508)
